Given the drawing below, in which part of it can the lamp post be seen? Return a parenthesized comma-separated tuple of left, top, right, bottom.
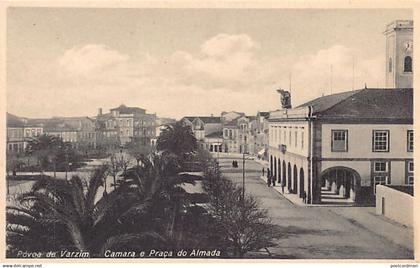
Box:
(242, 135, 248, 202)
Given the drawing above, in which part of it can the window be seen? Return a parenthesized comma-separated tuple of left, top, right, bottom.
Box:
(408, 161, 414, 172)
(407, 130, 413, 152)
(404, 56, 412, 73)
(389, 57, 392, 72)
(372, 130, 389, 152)
(407, 176, 414, 185)
(301, 131, 304, 149)
(294, 131, 298, 147)
(374, 161, 388, 172)
(331, 130, 348, 152)
(289, 131, 292, 145)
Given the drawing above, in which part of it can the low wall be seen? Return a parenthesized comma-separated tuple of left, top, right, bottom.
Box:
(375, 185, 413, 227)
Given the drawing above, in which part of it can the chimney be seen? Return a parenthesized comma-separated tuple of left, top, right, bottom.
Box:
(98, 108, 102, 116)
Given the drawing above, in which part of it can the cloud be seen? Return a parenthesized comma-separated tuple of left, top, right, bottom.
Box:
(8, 36, 386, 119)
(200, 33, 258, 57)
(58, 44, 129, 77)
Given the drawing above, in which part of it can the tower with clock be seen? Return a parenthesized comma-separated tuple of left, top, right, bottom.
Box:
(384, 20, 413, 89)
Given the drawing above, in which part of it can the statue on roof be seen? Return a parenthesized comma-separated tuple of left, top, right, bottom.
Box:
(277, 89, 292, 109)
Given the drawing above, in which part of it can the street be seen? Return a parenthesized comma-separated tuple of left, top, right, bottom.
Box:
(218, 157, 413, 259)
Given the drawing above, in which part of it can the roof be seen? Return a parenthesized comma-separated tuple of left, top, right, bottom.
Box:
(297, 90, 362, 114)
(43, 121, 77, 132)
(257, 112, 270, 118)
(297, 88, 412, 122)
(183, 116, 221, 124)
(205, 131, 223, 139)
(6, 113, 25, 127)
(110, 104, 146, 114)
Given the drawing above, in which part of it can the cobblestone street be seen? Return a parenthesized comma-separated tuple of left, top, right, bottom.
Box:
(218, 157, 413, 259)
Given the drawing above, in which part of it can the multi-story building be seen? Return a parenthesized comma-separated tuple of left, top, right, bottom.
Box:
(255, 112, 270, 159)
(43, 120, 78, 144)
(97, 105, 157, 146)
(6, 113, 25, 153)
(181, 116, 222, 151)
(267, 20, 413, 205)
(222, 115, 257, 154)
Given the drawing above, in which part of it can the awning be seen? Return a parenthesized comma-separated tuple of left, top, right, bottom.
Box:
(257, 148, 266, 155)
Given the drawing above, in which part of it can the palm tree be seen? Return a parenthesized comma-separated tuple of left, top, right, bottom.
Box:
(156, 121, 198, 161)
(117, 153, 199, 248)
(25, 134, 65, 178)
(6, 166, 149, 256)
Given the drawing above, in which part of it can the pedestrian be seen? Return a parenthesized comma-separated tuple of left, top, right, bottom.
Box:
(267, 176, 271, 187)
(267, 168, 271, 179)
(302, 191, 307, 204)
(232, 160, 235, 168)
(272, 176, 276, 186)
(262, 167, 265, 177)
(281, 183, 285, 194)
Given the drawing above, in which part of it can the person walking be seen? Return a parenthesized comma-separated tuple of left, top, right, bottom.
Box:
(267, 175, 272, 187)
(281, 183, 285, 194)
(302, 191, 307, 204)
(272, 175, 276, 186)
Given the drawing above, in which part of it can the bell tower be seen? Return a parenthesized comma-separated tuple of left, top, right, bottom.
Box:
(384, 20, 413, 88)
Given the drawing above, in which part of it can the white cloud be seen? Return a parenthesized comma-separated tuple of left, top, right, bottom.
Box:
(58, 44, 129, 77)
(8, 36, 386, 118)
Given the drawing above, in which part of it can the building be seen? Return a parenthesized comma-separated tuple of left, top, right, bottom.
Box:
(267, 20, 413, 205)
(6, 113, 25, 153)
(49, 117, 97, 149)
(43, 120, 78, 144)
(385, 20, 413, 88)
(222, 115, 257, 154)
(181, 116, 222, 150)
(255, 112, 270, 159)
(98, 105, 157, 145)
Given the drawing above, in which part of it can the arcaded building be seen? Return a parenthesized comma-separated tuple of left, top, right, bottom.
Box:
(268, 20, 413, 205)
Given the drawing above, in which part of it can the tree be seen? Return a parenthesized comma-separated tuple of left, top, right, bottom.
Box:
(203, 165, 277, 258)
(126, 139, 153, 167)
(25, 134, 68, 177)
(6, 166, 150, 256)
(156, 121, 198, 161)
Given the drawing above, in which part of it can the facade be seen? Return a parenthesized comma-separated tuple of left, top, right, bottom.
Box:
(6, 113, 25, 153)
(44, 121, 78, 144)
(181, 116, 222, 150)
(255, 112, 270, 159)
(268, 88, 413, 205)
(222, 115, 257, 154)
(98, 105, 157, 145)
(268, 19, 414, 205)
(385, 20, 413, 88)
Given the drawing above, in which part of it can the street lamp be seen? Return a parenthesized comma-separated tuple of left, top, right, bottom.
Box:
(242, 136, 248, 202)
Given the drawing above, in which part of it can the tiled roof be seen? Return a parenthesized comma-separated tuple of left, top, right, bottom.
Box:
(258, 112, 270, 118)
(183, 116, 221, 124)
(205, 131, 223, 138)
(6, 113, 25, 127)
(297, 90, 362, 113)
(110, 104, 146, 114)
(297, 88, 412, 121)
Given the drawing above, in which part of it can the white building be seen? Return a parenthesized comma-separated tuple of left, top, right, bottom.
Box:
(268, 20, 413, 205)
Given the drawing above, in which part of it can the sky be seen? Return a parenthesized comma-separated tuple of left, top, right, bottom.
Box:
(7, 8, 412, 119)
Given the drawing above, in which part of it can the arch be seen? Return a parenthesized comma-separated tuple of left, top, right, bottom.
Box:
(277, 158, 281, 183)
(293, 165, 298, 194)
(299, 168, 305, 197)
(282, 161, 286, 186)
(320, 166, 362, 204)
(273, 157, 277, 185)
(270, 155, 273, 177)
(404, 56, 412, 72)
(287, 163, 292, 191)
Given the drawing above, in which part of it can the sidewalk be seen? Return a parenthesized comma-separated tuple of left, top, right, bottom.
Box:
(258, 176, 413, 251)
